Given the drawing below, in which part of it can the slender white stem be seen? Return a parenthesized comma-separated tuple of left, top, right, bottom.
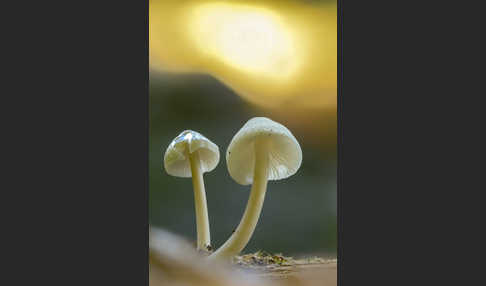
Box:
(189, 151, 211, 250)
(209, 138, 269, 260)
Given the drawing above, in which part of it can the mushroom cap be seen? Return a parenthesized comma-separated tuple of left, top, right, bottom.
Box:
(226, 117, 302, 185)
(164, 130, 220, 177)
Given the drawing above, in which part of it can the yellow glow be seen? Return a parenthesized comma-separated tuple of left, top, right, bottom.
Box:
(150, 0, 337, 110)
(188, 3, 299, 79)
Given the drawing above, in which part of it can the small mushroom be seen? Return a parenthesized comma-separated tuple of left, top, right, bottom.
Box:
(209, 117, 302, 259)
(164, 130, 219, 251)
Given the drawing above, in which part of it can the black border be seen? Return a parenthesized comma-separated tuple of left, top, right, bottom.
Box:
(10, 0, 151, 284)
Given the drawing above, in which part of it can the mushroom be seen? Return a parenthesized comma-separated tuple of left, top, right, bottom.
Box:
(209, 117, 302, 259)
(164, 130, 220, 251)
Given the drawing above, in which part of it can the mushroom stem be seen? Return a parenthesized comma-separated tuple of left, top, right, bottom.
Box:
(189, 151, 211, 251)
(209, 138, 269, 259)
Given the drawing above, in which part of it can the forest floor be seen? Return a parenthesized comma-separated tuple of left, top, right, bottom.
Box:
(233, 251, 337, 281)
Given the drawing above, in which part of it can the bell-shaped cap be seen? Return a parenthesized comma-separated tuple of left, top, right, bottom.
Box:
(226, 117, 302, 185)
(164, 130, 220, 177)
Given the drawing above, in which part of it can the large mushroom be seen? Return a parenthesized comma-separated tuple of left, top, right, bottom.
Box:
(209, 117, 302, 259)
(164, 130, 220, 251)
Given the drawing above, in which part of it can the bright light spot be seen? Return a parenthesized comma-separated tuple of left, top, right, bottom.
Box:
(188, 3, 299, 79)
(184, 133, 193, 141)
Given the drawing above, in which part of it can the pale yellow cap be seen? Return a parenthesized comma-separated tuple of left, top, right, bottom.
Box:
(164, 130, 220, 177)
(226, 117, 302, 185)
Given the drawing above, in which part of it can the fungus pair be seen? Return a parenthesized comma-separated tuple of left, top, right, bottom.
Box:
(163, 117, 302, 259)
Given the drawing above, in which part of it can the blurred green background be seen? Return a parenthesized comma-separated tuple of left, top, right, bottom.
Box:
(149, 70, 337, 256)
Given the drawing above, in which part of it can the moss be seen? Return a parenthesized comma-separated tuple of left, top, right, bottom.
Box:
(232, 250, 335, 269)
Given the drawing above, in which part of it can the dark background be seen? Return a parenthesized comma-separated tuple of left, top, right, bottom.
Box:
(149, 70, 337, 256)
